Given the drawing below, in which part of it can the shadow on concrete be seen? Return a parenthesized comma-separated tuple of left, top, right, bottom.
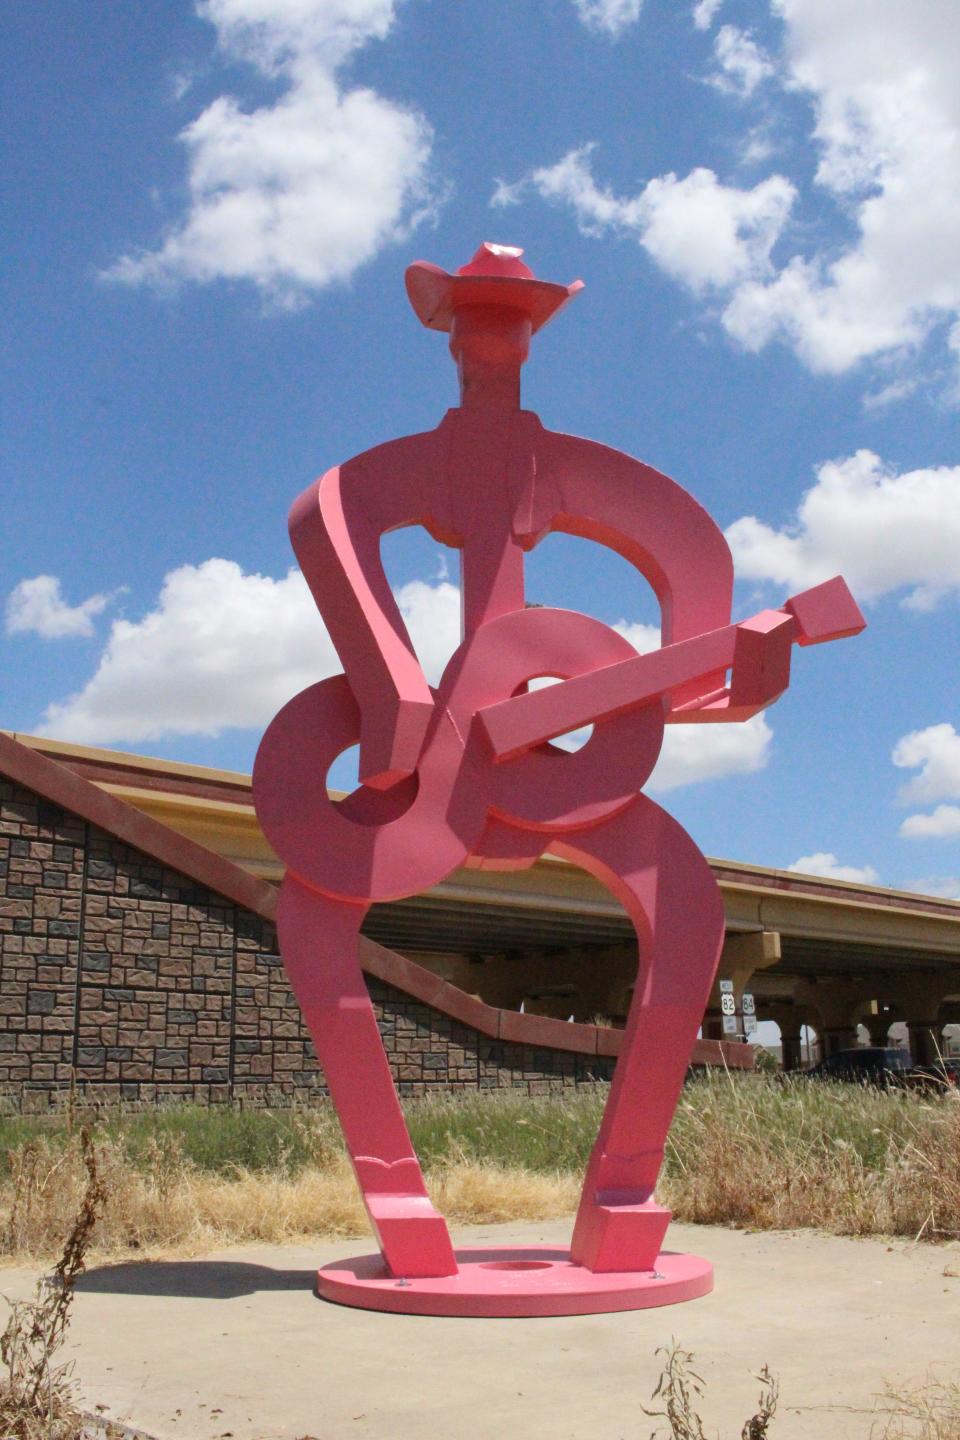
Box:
(75, 1260, 315, 1300)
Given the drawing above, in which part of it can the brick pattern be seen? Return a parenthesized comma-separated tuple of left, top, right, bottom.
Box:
(1, 777, 613, 1112)
(371, 981, 614, 1097)
(0, 788, 82, 1100)
(76, 829, 236, 1106)
(231, 909, 319, 1105)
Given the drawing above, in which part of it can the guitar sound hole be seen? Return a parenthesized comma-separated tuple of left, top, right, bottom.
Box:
(523, 676, 594, 753)
(330, 745, 420, 826)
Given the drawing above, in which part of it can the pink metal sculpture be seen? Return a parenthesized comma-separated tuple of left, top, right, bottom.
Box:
(253, 243, 865, 1316)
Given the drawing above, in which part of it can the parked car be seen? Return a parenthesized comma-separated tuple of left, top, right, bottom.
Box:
(802, 1046, 958, 1093)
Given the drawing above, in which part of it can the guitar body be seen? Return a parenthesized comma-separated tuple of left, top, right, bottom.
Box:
(253, 607, 666, 903)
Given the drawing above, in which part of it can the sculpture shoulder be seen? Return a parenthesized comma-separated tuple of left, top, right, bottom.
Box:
(337, 421, 449, 480)
(290, 419, 452, 540)
(537, 425, 684, 485)
(535, 426, 725, 529)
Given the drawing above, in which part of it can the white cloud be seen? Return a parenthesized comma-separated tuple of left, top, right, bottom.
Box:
(893, 723, 960, 804)
(693, 0, 723, 31)
(34, 563, 772, 793)
(651, 713, 773, 792)
(199, 0, 396, 70)
(861, 376, 920, 412)
(721, 0, 960, 375)
(571, 0, 643, 37)
(515, 0, 960, 385)
(515, 146, 796, 293)
(788, 851, 879, 884)
(740, 125, 777, 167)
(38, 561, 331, 743)
(711, 25, 775, 97)
(907, 875, 960, 900)
(393, 576, 461, 681)
(612, 619, 659, 653)
(106, 0, 436, 304)
(900, 806, 960, 840)
(5, 576, 114, 640)
(490, 176, 524, 209)
(36, 559, 461, 746)
(639, 169, 793, 291)
(948, 321, 960, 403)
(725, 450, 960, 609)
(893, 723, 960, 839)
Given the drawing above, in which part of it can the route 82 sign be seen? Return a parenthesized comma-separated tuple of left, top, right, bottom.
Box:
(720, 993, 736, 1016)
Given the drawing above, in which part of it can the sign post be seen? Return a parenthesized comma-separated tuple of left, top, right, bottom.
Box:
(742, 991, 757, 1037)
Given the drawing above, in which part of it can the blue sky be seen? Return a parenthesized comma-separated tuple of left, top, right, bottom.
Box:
(3, 0, 959, 898)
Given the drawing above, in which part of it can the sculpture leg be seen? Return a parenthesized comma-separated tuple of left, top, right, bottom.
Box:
(277, 875, 457, 1278)
(550, 796, 725, 1272)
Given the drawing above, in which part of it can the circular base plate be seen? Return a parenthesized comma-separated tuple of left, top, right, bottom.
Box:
(316, 1245, 713, 1317)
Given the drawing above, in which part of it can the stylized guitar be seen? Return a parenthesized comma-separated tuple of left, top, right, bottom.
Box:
(253, 575, 864, 905)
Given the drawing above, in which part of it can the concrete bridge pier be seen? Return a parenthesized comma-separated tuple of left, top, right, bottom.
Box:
(702, 930, 781, 1042)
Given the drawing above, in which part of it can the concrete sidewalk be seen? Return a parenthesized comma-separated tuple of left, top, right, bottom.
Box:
(3, 1221, 958, 1440)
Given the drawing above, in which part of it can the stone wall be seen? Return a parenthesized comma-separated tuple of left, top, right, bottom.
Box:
(0, 775, 614, 1112)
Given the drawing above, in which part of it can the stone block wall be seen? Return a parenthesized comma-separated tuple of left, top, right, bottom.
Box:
(0, 775, 614, 1112)
(370, 978, 613, 1098)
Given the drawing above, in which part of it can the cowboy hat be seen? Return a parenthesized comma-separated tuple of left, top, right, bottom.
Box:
(405, 242, 583, 334)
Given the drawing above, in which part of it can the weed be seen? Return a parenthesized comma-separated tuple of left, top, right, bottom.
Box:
(643, 1343, 709, 1439)
(871, 1378, 960, 1439)
(642, 1342, 778, 1439)
(0, 1126, 107, 1439)
(741, 1367, 778, 1440)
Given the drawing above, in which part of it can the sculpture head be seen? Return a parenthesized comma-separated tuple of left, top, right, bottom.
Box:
(405, 242, 583, 407)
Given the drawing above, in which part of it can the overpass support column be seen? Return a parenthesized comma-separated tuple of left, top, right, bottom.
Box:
(905, 1016, 942, 1066)
(862, 1014, 893, 1048)
(780, 1026, 804, 1072)
(901, 981, 953, 1065)
(796, 980, 875, 1058)
(822, 1025, 858, 1055)
(703, 930, 780, 1041)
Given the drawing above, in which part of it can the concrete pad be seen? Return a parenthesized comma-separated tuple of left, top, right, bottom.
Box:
(3, 1221, 959, 1440)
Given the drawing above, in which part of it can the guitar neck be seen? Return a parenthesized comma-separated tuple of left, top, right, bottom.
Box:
(475, 576, 864, 763)
(476, 623, 741, 762)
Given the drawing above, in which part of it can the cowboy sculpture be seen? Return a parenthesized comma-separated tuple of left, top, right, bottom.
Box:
(253, 243, 864, 1315)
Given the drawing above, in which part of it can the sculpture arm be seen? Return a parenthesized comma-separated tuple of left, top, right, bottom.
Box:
(289, 430, 453, 788)
(535, 430, 736, 714)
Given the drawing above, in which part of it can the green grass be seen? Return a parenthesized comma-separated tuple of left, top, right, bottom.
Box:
(0, 1088, 608, 1178)
(666, 1069, 930, 1172)
(2, 1073, 958, 1258)
(0, 1071, 951, 1180)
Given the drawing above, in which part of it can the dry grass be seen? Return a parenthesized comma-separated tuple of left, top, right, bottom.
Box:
(0, 1127, 107, 1440)
(0, 1074, 957, 1263)
(871, 1380, 960, 1440)
(661, 1071, 960, 1241)
(0, 1132, 577, 1262)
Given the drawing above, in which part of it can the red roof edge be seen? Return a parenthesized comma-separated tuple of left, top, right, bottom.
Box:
(0, 731, 278, 919)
